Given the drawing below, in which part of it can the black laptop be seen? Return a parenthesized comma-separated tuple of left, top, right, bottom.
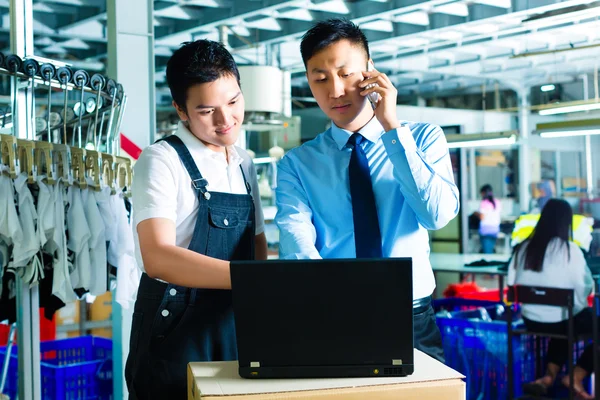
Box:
(230, 258, 414, 379)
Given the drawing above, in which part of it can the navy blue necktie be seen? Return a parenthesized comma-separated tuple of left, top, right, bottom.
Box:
(348, 133, 383, 258)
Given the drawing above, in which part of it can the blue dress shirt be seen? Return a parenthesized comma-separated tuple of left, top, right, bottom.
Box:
(275, 117, 460, 299)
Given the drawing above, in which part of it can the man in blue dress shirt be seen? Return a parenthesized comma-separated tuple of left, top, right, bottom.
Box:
(274, 19, 460, 361)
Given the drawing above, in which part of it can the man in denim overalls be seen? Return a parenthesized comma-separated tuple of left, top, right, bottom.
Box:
(125, 40, 268, 399)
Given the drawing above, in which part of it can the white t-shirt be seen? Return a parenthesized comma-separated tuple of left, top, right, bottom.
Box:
(82, 182, 107, 296)
(67, 186, 92, 293)
(95, 186, 116, 248)
(0, 170, 22, 248)
(507, 238, 593, 323)
(12, 173, 39, 268)
(132, 122, 265, 273)
(52, 180, 72, 303)
(36, 177, 55, 250)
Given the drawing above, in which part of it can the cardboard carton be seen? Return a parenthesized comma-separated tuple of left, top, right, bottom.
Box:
(188, 350, 465, 399)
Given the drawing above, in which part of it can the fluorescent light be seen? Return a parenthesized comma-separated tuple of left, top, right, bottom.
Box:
(392, 11, 430, 26)
(539, 129, 600, 138)
(277, 8, 313, 21)
(308, 0, 349, 14)
(245, 17, 281, 31)
(540, 84, 555, 92)
(539, 103, 600, 116)
(447, 136, 516, 149)
(360, 20, 394, 32)
(434, 3, 469, 17)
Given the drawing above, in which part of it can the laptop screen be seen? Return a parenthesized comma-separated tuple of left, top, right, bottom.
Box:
(231, 258, 413, 368)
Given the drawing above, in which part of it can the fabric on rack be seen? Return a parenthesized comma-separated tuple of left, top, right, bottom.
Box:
(96, 185, 116, 250)
(12, 173, 38, 268)
(112, 190, 140, 309)
(51, 179, 74, 303)
(35, 176, 56, 251)
(0, 169, 22, 299)
(0, 168, 23, 248)
(37, 251, 66, 320)
(66, 186, 91, 296)
(83, 180, 107, 296)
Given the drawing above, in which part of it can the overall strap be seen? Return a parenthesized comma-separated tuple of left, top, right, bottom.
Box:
(238, 164, 251, 195)
(160, 135, 208, 194)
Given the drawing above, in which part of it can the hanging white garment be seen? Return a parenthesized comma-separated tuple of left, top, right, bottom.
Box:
(83, 179, 107, 296)
(112, 190, 140, 309)
(36, 176, 55, 251)
(51, 180, 74, 303)
(66, 186, 92, 294)
(12, 173, 39, 269)
(0, 168, 23, 248)
(95, 185, 116, 248)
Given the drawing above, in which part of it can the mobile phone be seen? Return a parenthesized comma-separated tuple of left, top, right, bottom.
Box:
(365, 61, 379, 108)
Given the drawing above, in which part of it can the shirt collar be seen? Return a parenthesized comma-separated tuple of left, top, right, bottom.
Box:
(174, 121, 242, 167)
(330, 116, 386, 150)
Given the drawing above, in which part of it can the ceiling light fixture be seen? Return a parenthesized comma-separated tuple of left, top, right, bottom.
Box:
(538, 102, 600, 115)
(445, 131, 517, 149)
(540, 84, 555, 92)
(539, 129, 600, 138)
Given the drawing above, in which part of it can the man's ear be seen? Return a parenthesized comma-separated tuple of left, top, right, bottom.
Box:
(173, 101, 188, 121)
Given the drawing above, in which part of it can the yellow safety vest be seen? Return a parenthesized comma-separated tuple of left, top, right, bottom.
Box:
(511, 214, 594, 251)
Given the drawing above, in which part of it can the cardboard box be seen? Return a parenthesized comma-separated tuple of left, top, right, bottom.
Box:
(188, 350, 465, 399)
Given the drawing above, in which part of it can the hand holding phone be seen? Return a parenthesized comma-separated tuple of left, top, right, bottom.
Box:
(365, 61, 380, 107)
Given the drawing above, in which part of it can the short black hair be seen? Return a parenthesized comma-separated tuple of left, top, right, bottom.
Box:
(300, 18, 370, 66)
(166, 39, 240, 111)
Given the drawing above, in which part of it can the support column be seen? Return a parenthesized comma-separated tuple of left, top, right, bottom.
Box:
(469, 148, 476, 201)
(107, 0, 155, 151)
(10, 0, 41, 399)
(518, 88, 531, 213)
(460, 148, 469, 253)
(106, 1, 155, 398)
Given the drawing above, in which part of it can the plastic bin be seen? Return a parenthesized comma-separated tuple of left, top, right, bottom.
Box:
(436, 303, 539, 400)
(0, 336, 112, 400)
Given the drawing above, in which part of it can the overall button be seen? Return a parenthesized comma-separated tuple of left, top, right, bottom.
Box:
(224, 218, 229, 226)
(169, 288, 177, 296)
(204, 192, 211, 200)
(161, 309, 169, 317)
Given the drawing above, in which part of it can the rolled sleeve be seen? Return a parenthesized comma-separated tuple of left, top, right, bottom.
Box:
(132, 145, 178, 226)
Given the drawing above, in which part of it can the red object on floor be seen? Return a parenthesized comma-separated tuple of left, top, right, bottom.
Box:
(0, 308, 56, 345)
(443, 282, 507, 301)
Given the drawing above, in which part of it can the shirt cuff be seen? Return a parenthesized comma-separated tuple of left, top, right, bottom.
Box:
(382, 125, 417, 156)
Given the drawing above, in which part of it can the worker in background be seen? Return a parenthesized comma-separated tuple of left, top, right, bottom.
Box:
(274, 18, 460, 362)
(477, 184, 501, 254)
(508, 199, 593, 399)
(125, 40, 267, 399)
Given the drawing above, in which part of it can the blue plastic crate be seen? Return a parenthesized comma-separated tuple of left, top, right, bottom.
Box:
(436, 304, 538, 400)
(0, 336, 112, 400)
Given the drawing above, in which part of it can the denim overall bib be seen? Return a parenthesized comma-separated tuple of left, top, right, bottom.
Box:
(125, 135, 255, 399)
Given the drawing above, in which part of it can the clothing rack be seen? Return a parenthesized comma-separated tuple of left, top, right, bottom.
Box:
(2, 2, 129, 398)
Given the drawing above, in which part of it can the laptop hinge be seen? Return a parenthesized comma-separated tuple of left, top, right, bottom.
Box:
(392, 359, 403, 365)
(250, 361, 260, 368)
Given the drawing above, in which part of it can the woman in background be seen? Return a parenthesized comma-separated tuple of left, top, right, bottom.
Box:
(507, 199, 594, 399)
(478, 184, 501, 254)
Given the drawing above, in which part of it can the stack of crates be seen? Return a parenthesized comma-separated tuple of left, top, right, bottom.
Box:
(435, 299, 541, 400)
